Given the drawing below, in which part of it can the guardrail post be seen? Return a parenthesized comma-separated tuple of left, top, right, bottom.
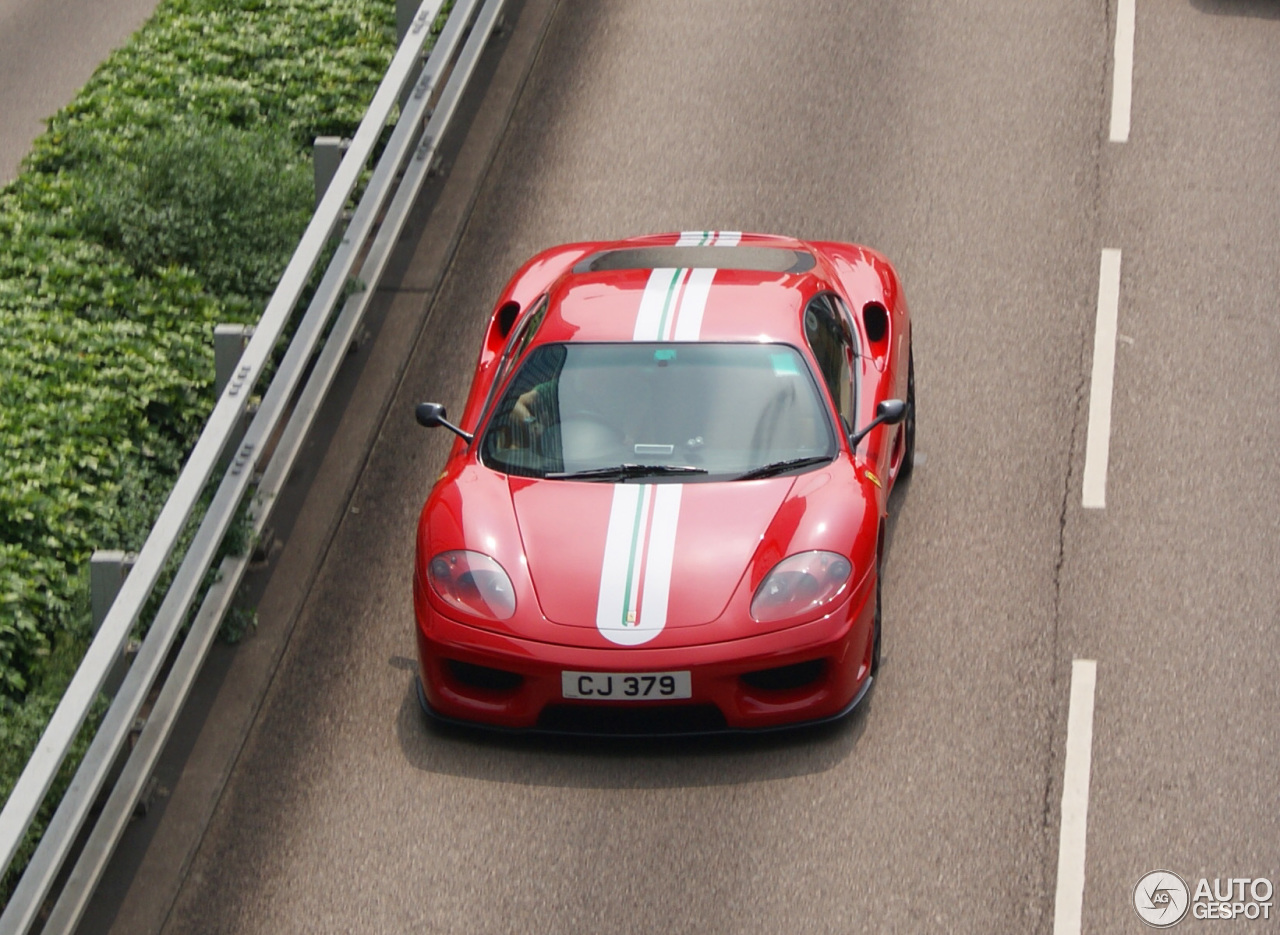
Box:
(396, 0, 433, 109)
(89, 551, 137, 697)
(215, 325, 256, 473)
(214, 324, 255, 397)
(313, 137, 351, 210)
(396, 0, 419, 44)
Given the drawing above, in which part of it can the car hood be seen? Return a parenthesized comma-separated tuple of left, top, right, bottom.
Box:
(420, 462, 875, 648)
(511, 475, 801, 637)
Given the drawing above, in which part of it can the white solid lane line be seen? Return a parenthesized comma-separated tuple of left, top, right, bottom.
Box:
(1083, 249, 1122, 509)
(1110, 0, 1136, 142)
(1053, 659, 1099, 935)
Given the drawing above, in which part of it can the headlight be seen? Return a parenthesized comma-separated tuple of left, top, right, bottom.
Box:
(427, 550, 517, 621)
(750, 551, 853, 624)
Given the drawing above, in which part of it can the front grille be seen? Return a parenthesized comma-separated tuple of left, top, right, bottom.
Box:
(740, 659, 826, 692)
(444, 659, 523, 693)
(537, 704, 727, 736)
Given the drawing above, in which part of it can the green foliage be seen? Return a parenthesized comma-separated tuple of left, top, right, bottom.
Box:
(24, 0, 398, 170)
(0, 196, 220, 692)
(219, 606, 258, 645)
(0, 5, 404, 900)
(1, 0, 398, 708)
(0, 0, 477, 903)
(0, 619, 107, 902)
(75, 121, 314, 308)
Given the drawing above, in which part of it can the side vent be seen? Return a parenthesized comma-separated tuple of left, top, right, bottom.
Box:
(495, 301, 520, 339)
(863, 302, 889, 345)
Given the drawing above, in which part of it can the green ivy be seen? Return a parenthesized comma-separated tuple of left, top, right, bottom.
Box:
(1, 0, 397, 706)
(1, 0, 407, 897)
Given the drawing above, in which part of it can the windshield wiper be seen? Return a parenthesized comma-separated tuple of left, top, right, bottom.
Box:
(733, 455, 833, 481)
(545, 464, 708, 482)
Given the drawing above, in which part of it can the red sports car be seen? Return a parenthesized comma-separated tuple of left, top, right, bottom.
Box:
(413, 231, 913, 734)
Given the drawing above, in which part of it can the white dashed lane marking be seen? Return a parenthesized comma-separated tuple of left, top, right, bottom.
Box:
(1083, 249, 1122, 510)
(1053, 659, 1099, 935)
(1110, 0, 1136, 142)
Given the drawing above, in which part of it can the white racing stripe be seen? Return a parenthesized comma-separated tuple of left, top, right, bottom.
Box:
(597, 247, 715, 646)
(634, 265, 715, 341)
(671, 267, 716, 341)
(596, 484, 683, 646)
(596, 485, 642, 636)
(634, 268, 687, 340)
(676, 230, 742, 246)
(637, 485, 681, 636)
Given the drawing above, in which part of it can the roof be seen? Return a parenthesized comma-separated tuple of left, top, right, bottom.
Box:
(527, 231, 829, 347)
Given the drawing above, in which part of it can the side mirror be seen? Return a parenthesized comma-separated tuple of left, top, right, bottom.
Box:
(415, 402, 473, 443)
(849, 398, 908, 447)
(876, 399, 909, 424)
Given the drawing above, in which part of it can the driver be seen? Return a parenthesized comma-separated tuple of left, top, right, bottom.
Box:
(508, 380, 557, 448)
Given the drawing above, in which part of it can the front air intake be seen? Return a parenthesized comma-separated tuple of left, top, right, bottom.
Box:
(740, 659, 826, 692)
(444, 659, 523, 693)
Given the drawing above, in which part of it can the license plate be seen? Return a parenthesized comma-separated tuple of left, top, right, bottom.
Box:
(561, 670, 691, 701)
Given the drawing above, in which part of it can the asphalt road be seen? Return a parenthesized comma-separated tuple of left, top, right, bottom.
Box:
(74, 1, 1280, 933)
(0, 0, 161, 183)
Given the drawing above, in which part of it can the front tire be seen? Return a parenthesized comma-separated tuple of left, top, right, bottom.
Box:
(896, 346, 916, 481)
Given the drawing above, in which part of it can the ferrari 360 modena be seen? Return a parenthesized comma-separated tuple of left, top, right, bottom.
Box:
(413, 231, 914, 734)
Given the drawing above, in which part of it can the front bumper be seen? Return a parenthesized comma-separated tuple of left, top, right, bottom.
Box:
(413, 579, 877, 734)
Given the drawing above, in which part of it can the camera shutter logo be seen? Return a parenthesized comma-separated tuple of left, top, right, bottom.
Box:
(1134, 870, 1190, 927)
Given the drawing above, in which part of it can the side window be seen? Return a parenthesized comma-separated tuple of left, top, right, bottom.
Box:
(830, 294, 861, 357)
(803, 294, 855, 434)
(493, 294, 549, 393)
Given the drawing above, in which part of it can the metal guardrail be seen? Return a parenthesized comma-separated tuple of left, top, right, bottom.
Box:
(0, 0, 506, 929)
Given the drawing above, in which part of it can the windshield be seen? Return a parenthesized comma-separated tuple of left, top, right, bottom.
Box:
(480, 343, 836, 480)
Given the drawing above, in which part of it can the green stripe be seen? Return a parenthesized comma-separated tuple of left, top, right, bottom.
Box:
(619, 487, 649, 625)
(654, 268, 683, 342)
